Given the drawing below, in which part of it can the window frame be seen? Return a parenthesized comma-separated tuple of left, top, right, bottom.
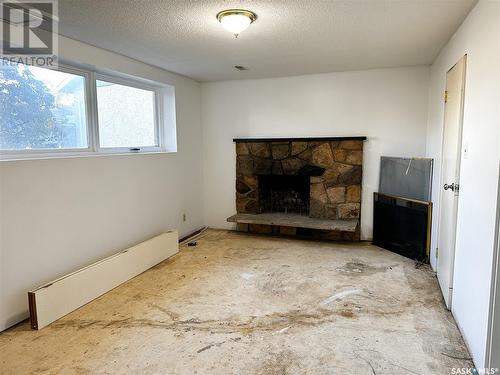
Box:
(0, 62, 168, 161)
(94, 73, 164, 154)
(0, 64, 93, 158)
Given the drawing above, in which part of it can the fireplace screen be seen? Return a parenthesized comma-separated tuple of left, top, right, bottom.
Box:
(258, 175, 310, 215)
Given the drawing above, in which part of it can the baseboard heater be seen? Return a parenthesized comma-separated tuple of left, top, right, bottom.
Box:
(28, 230, 179, 330)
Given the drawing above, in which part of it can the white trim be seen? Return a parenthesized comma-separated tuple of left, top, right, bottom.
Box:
(88, 70, 100, 152)
(0, 61, 175, 161)
(0, 149, 173, 162)
(94, 73, 163, 151)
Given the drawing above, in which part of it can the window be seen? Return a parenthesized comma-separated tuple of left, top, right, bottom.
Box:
(0, 62, 88, 150)
(0, 61, 172, 159)
(96, 79, 157, 149)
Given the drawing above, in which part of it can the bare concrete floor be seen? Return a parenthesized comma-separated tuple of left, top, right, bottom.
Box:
(1, 230, 471, 374)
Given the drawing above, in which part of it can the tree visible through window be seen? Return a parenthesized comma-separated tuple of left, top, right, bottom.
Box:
(0, 62, 88, 150)
(0, 62, 168, 158)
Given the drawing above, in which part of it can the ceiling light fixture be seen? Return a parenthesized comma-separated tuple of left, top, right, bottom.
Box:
(216, 9, 257, 38)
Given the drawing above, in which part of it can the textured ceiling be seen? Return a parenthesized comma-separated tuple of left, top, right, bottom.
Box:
(58, 0, 477, 82)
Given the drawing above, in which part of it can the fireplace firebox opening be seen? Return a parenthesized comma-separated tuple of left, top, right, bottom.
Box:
(258, 175, 310, 215)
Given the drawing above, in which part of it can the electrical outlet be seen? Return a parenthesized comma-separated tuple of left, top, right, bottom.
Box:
(183, 213, 186, 222)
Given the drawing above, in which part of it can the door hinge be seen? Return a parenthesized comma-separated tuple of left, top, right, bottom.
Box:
(436, 247, 439, 258)
(444, 90, 448, 103)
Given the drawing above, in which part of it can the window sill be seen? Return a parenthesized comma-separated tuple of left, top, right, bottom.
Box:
(0, 149, 176, 162)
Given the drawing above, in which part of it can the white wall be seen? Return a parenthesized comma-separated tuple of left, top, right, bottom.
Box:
(426, 0, 500, 368)
(201, 67, 430, 240)
(0, 35, 204, 331)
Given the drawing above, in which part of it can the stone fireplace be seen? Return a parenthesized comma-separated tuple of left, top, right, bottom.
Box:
(227, 137, 366, 241)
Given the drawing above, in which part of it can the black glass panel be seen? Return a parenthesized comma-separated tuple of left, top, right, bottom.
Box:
(373, 193, 430, 261)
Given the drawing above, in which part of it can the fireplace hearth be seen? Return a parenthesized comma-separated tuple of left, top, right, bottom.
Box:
(227, 136, 366, 241)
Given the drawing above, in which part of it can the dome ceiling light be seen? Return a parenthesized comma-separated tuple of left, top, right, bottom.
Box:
(216, 9, 257, 38)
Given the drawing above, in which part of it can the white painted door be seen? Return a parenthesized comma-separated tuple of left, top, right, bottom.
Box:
(437, 56, 466, 309)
